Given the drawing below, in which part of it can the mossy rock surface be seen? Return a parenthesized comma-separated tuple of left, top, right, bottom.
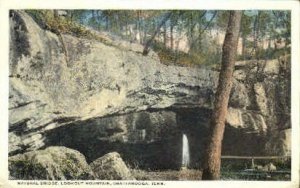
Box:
(90, 152, 135, 180)
(9, 146, 95, 180)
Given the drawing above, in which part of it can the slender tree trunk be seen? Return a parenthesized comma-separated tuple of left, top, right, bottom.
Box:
(163, 23, 167, 47)
(170, 20, 174, 50)
(197, 26, 202, 52)
(53, 10, 59, 19)
(195, 11, 216, 52)
(143, 23, 147, 44)
(201, 10, 242, 180)
(136, 10, 142, 44)
(189, 23, 196, 50)
(92, 10, 96, 21)
(189, 15, 194, 48)
(142, 12, 172, 55)
(97, 11, 101, 30)
(242, 36, 246, 60)
(105, 16, 109, 31)
(125, 20, 128, 36)
(253, 12, 260, 59)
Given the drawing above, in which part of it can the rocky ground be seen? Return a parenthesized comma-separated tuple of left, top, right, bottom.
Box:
(9, 148, 134, 180)
(8, 146, 290, 181)
(131, 168, 202, 180)
(8, 146, 201, 180)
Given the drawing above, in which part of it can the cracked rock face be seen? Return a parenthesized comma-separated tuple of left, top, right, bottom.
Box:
(9, 10, 291, 162)
(9, 10, 217, 156)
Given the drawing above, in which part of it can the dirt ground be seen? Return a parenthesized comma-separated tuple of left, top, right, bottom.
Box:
(131, 168, 202, 180)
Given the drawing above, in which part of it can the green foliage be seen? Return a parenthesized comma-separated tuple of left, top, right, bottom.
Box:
(215, 11, 230, 30)
(240, 10, 290, 60)
(62, 157, 79, 178)
(25, 10, 115, 47)
(25, 10, 291, 67)
(272, 158, 291, 170)
(62, 152, 93, 180)
(152, 40, 221, 68)
(237, 44, 290, 61)
(152, 42, 195, 67)
(240, 12, 252, 37)
(26, 10, 93, 38)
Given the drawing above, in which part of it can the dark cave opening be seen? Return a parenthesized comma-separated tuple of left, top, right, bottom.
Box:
(43, 108, 212, 170)
(43, 107, 267, 170)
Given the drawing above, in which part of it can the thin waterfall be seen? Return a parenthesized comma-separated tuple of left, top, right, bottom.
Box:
(182, 134, 190, 168)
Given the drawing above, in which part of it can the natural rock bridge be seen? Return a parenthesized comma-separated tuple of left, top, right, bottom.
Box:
(9, 10, 291, 169)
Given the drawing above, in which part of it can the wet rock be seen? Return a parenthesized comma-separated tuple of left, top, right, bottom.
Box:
(9, 146, 94, 180)
(90, 152, 135, 180)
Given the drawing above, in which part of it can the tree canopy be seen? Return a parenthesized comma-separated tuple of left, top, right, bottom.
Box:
(27, 10, 291, 67)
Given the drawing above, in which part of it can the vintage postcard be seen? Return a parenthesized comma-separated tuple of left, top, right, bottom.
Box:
(0, 0, 299, 188)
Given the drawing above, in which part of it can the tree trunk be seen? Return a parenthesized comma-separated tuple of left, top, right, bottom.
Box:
(253, 12, 260, 59)
(201, 10, 242, 180)
(143, 24, 147, 44)
(135, 10, 142, 44)
(142, 12, 172, 56)
(242, 36, 246, 60)
(163, 23, 167, 47)
(105, 16, 109, 31)
(189, 15, 195, 48)
(170, 20, 174, 50)
(125, 20, 129, 36)
(197, 25, 202, 52)
(53, 10, 59, 19)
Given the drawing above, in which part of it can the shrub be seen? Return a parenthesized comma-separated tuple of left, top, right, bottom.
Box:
(25, 10, 104, 41)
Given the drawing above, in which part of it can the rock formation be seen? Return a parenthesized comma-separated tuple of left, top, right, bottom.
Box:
(90, 152, 135, 180)
(9, 10, 291, 173)
(9, 146, 94, 180)
(9, 10, 217, 156)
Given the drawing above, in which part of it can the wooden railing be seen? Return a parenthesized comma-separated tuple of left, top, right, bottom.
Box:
(221, 155, 291, 170)
(221, 155, 291, 159)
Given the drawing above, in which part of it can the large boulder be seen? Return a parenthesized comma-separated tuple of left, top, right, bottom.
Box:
(9, 146, 94, 180)
(90, 152, 135, 180)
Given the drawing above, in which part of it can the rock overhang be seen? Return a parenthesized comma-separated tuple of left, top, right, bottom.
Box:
(8, 10, 291, 160)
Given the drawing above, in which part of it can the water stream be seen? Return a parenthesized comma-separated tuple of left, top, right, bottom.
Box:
(182, 134, 190, 167)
